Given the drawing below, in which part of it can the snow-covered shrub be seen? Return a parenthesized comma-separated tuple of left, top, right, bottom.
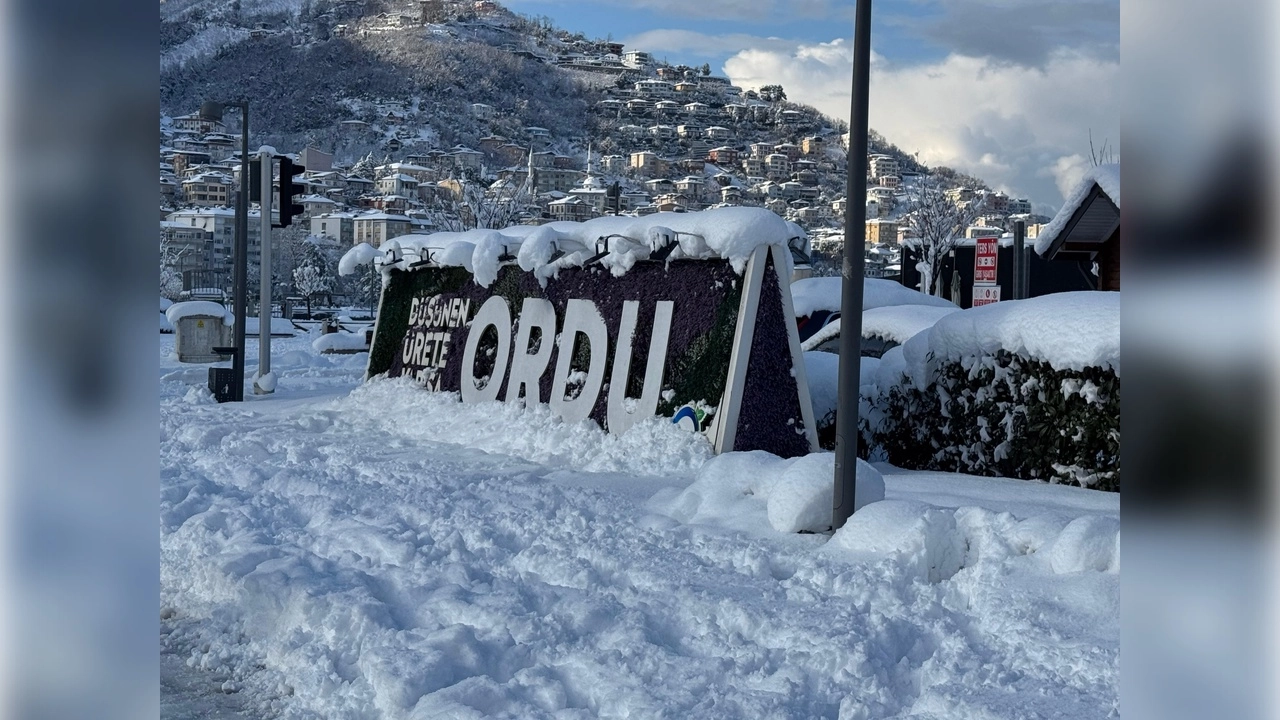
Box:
(862, 350, 1119, 491)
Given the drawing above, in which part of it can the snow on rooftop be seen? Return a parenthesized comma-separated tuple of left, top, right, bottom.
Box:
(355, 212, 411, 222)
(791, 277, 957, 318)
(1035, 164, 1120, 256)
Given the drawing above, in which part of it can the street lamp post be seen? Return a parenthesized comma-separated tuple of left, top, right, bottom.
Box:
(833, 0, 873, 530)
(199, 100, 250, 402)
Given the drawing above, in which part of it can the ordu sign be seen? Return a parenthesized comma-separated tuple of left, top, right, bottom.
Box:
(366, 243, 818, 457)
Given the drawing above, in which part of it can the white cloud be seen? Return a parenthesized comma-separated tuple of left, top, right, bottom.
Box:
(1049, 154, 1092, 199)
(723, 40, 1119, 213)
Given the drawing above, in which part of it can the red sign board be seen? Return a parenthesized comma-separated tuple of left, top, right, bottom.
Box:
(973, 284, 1001, 306)
(974, 237, 998, 284)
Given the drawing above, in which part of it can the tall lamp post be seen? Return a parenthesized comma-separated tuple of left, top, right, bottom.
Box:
(833, 0, 873, 530)
(199, 100, 250, 402)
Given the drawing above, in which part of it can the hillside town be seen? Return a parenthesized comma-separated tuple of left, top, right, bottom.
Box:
(160, 0, 1053, 301)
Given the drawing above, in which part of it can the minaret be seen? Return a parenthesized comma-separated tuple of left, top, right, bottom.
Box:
(524, 144, 535, 197)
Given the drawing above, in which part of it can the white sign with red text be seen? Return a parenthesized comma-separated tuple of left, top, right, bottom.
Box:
(972, 285, 1001, 306)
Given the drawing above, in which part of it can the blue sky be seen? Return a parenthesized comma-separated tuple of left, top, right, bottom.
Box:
(504, 0, 1120, 214)
(508, 1, 953, 68)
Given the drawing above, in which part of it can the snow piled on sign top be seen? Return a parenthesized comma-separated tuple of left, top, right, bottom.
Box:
(165, 301, 232, 326)
(894, 291, 1120, 389)
(381, 207, 803, 287)
(790, 276, 957, 318)
(1034, 163, 1120, 256)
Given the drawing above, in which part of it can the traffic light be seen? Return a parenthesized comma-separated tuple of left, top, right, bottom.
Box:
(248, 158, 263, 201)
(275, 156, 306, 228)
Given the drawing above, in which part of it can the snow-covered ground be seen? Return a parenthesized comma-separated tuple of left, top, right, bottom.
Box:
(161, 332, 1119, 719)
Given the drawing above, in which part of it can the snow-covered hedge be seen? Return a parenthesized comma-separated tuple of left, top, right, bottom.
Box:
(859, 293, 1120, 491)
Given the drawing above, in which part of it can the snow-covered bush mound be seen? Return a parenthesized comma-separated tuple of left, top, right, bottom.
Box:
(860, 292, 1120, 490)
(1046, 515, 1121, 573)
(825, 501, 1120, 583)
(791, 277, 957, 319)
(826, 500, 966, 583)
(313, 332, 370, 354)
(903, 291, 1119, 382)
(803, 351, 879, 450)
(380, 207, 805, 287)
(160, 299, 174, 333)
(651, 450, 884, 534)
(801, 304, 960, 353)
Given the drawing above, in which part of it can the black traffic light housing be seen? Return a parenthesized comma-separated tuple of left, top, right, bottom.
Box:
(275, 157, 306, 228)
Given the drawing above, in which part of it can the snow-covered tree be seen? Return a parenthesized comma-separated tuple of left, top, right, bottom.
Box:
(759, 84, 787, 103)
(292, 239, 336, 315)
(160, 231, 188, 301)
(903, 175, 980, 297)
(349, 152, 376, 179)
(351, 261, 381, 317)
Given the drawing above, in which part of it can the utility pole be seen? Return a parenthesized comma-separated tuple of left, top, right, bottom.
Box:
(198, 99, 250, 402)
(1014, 219, 1028, 299)
(254, 148, 274, 394)
(833, 0, 873, 530)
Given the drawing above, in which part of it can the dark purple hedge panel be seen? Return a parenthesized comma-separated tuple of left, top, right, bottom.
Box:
(733, 256, 812, 458)
(515, 260, 743, 426)
(381, 260, 743, 429)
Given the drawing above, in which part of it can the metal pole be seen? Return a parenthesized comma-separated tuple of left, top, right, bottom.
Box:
(1013, 220, 1026, 300)
(833, 0, 873, 530)
(254, 148, 274, 393)
(232, 102, 250, 401)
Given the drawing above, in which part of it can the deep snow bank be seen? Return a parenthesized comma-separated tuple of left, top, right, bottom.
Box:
(160, 333, 1119, 720)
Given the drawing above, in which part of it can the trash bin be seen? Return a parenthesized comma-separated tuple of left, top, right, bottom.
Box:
(168, 301, 233, 363)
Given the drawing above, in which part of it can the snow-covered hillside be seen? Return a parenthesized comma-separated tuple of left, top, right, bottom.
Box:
(161, 332, 1119, 718)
